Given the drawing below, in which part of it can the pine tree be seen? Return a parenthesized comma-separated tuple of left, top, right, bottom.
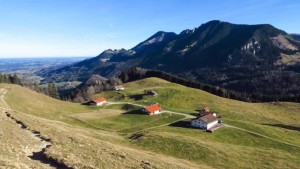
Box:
(51, 83, 59, 99)
(47, 83, 59, 99)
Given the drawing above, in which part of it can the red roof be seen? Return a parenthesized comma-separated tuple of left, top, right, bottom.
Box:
(198, 114, 218, 124)
(92, 97, 106, 103)
(144, 104, 161, 113)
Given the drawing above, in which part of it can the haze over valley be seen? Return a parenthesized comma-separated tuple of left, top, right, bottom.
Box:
(0, 1, 299, 169)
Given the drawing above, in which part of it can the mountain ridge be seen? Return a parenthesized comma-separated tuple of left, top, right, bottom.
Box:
(37, 20, 300, 99)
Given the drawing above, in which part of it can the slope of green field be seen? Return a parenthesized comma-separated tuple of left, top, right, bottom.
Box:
(94, 77, 300, 168)
(0, 84, 205, 168)
(95, 78, 300, 143)
(1, 79, 300, 169)
(98, 78, 300, 124)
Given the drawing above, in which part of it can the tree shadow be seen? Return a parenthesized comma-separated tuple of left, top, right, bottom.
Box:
(128, 94, 146, 101)
(81, 101, 92, 105)
(262, 123, 300, 132)
(122, 104, 136, 111)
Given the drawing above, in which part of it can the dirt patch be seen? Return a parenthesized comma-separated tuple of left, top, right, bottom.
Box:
(5, 111, 73, 169)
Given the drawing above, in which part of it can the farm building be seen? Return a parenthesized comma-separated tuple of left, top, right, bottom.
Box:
(145, 90, 158, 96)
(191, 114, 218, 130)
(113, 85, 125, 91)
(197, 107, 216, 117)
(142, 104, 162, 115)
(90, 97, 107, 106)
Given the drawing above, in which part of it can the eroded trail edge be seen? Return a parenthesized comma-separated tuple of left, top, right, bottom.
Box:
(0, 88, 72, 169)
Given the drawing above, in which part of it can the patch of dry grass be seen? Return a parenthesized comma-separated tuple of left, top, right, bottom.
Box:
(0, 84, 97, 120)
(69, 109, 126, 120)
(275, 53, 300, 65)
(0, 110, 51, 169)
(271, 35, 298, 51)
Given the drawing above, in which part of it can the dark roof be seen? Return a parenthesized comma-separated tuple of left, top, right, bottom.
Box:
(198, 114, 218, 124)
(198, 111, 212, 117)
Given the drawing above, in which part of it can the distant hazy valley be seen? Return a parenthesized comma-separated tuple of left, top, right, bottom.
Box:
(0, 57, 88, 74)
(1, 20, 300, 169)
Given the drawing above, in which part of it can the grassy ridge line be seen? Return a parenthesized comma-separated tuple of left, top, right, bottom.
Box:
(119, 67, 300, 102)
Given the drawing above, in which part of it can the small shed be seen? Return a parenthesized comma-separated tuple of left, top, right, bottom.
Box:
(113, 85, 125, 91)
(142, 104, 162, 115)
(197, 107, 216, 117)
(146, 90, 157, 96)
(90, 97, 107, 106)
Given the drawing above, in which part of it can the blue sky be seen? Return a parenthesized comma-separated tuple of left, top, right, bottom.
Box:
(0, 0, 299, 57)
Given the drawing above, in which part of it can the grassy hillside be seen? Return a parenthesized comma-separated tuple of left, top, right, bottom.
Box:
(96, 78, 300, 133)
(95, 77, 300, 168)
(0, 84, 204, 168)
(1, 80, 300, 168)
(99, 78, 300, 124)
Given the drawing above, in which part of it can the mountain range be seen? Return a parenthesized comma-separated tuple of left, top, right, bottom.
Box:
(38, 20, 300, 99)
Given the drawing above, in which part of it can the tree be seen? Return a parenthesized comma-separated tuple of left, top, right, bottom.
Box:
(47, 83, 59, 99)
(11, 74, 22, 85)
(33, 82, 40, 92)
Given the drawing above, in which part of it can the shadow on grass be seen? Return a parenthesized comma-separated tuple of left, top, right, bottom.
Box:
(122, 104, 137, 111)
(123, 109, 146, 115)
(29, 145, 73, 169)
(262, 123, 300, 132)
(81, 101, 92, 106)
(128, 132, 144, 140)
(169, 120, 192, 129)
(129, 94, 146, 101)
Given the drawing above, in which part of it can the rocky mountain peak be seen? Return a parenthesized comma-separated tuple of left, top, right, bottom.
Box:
(133, 31, 177, 51)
